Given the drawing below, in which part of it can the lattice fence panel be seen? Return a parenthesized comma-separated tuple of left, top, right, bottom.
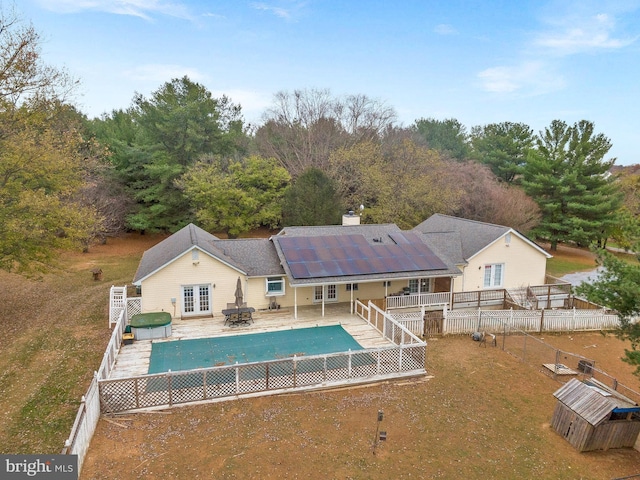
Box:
(401, 345, 426, 371)
(126, 298, 142, 319)
(324, 355, 350, 382)
(138, 376, 171, 408)
(100, 380, 138, 413)
(206, 368, 239, 398)
(377, 348, 401, 375)
(237, 364, 268, 394)
(265, 360, 295, 390)
(351, 352, 379, 378)
(169, 371, 207, 405)
(294, 357, 327, 386)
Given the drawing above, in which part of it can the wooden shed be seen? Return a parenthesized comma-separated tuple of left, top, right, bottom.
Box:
(551, 378, 640, 452)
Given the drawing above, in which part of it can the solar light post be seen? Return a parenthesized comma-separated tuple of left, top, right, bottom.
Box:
(373, 410, 387, 455)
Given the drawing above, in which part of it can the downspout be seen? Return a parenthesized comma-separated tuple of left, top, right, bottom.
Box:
(294, 286, 298, 319)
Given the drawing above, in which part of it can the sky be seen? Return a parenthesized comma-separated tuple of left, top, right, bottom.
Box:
(19, 0, 640, 165)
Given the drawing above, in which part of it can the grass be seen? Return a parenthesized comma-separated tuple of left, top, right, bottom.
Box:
(3, 235, 640, 479)
(0, 233, 159, 454)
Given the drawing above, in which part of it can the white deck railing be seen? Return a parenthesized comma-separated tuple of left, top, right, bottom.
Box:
(386, 292, 450, 310)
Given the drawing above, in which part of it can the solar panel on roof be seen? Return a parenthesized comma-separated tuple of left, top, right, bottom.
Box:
(277, 232, 447, 279)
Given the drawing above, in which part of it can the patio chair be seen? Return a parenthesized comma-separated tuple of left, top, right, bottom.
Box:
(241, 311, 253, 324)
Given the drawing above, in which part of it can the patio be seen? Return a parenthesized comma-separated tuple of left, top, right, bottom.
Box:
(110, 303, 394, 379)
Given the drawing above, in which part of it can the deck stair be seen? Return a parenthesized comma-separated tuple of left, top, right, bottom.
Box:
(506, 287, 534, 309)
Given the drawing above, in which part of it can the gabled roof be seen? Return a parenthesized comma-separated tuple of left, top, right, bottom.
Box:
(133, 224, 284, 284)
(413, 214, 551, 261)
(554, 378, 640, 426)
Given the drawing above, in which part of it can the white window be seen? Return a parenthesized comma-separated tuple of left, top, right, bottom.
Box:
(314, 285, 337, 303)
(408, 278, 432, 294)
(345, 283, 358, 291)
(182, 284, 211, 316)
(266, 277, 285, 296)
(483, 264, 504, 288)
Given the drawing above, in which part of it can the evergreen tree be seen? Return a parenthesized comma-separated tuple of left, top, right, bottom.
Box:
(522, 120, 622, 250)
(282, 168, 343, 226)
(576, 251, 640, 377)
(412, 118, 470, 161)
(93, 77, 246, 232)
(470, 122, 534, 183)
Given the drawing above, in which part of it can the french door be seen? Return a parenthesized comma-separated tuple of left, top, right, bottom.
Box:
(314, 284, 337, 303)
(182, 284, 211, 316)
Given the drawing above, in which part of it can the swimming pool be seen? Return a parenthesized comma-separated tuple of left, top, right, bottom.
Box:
(147, 325, 364, 374)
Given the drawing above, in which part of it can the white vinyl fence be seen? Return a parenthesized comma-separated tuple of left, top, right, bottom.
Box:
(392, 307, 620, 337)
(63, 288, 137, 473)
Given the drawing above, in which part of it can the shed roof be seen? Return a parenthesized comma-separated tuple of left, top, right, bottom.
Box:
(553, 378, 639, 426)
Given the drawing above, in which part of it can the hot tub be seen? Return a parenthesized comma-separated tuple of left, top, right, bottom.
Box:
(130, 312, 172, 340)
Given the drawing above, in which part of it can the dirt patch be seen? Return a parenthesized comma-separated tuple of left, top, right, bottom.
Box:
(81, 333, 640, 480)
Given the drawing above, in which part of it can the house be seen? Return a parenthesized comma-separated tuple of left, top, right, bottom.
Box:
(413, 214, 552, 292)
(131, 214, 551, 319)
(551, 378, 640, 451)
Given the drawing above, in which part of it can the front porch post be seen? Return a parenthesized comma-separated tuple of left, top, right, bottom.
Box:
(322, 286, 325, 317)
(350, 284, 354, 314)
(449, 276, 454, 310)
(294, 287, 298, 319)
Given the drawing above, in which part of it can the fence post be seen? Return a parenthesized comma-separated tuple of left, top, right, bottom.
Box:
(293, 355, 297, 387)
(348, 350, 352, 378)
(539, 309, 545, 333)
(168, 371, 173, 407)
(442, 305, 447, 335)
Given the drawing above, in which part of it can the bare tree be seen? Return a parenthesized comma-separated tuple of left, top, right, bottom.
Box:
(450, 162, 540, 232)
(255, 88, 396, 178)
(0, 7, 77, 108)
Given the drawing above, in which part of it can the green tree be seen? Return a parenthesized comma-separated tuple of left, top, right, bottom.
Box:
(575, 251, 640, 377)
(0, 11, 97, 274)
(94, 77, 247, 232)
(412, 118, 470, 161)
(522, 120, 623, 250)
(470, 122, 534, 183)
(282, 167, 343, 226)
(179, 155, 290, 238)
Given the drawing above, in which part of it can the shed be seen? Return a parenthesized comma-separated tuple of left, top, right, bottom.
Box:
(551, 378, 640, 452)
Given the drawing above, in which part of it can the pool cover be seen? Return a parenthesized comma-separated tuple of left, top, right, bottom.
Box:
(148, 325, 364, 374)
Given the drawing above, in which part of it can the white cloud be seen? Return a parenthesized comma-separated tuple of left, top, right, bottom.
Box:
(35, 0, 195, 21)
(434, 24, 458, 35)
(477, 61, 565, 95)
(251, 2, 292, 20)
(534, 11, 637, 55)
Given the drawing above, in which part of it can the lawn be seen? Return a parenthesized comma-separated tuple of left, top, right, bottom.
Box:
(2, 235, 640, 479)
